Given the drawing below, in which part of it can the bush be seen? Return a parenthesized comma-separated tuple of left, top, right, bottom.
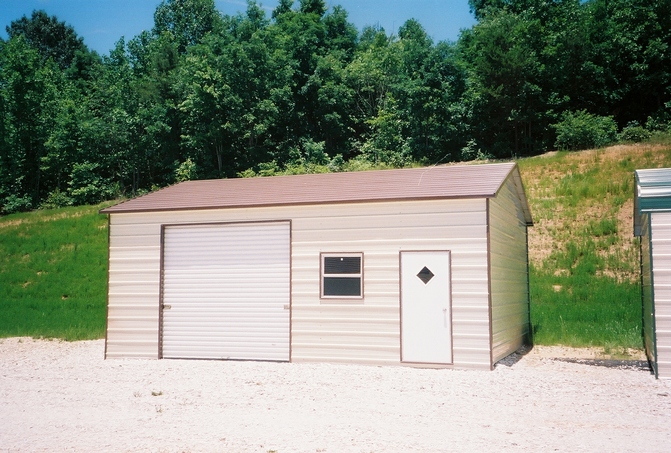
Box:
(174, 158, 198, 182)
(68, 162, 117, 205)
(2, 194, 32, 214)
(618, 121, 651, 143)
(257, 161, 281, 177)
(553, 110, 618, 151)
(327, 154, 345, 172)
(646, 114, 671, 132)
(460, 139, 493, 161)
(40, 189, 73, 209)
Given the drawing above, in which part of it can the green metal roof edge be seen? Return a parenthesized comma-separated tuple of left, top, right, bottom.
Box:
(638, 197, 671, 212)
(635, 170, 671, 236)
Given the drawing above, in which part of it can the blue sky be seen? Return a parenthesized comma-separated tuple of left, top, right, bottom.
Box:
(0, 0, 476, 56)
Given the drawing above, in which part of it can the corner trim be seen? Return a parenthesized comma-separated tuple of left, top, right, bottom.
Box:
(104, 214, 111, 360)
(486, 198, 494, 370)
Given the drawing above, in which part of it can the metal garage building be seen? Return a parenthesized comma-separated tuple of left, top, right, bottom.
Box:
(635, 168, 671, 379)
(101, 162, 533, 370)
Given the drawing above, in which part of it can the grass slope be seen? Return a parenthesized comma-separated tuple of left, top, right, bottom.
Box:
(1, 140, 671, 348)
(0, 203, 111, 340)
(520, 139, 671, 351)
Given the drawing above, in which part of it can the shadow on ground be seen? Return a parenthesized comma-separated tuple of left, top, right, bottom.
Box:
(495, 344, 652, 374)
(495, 344, 534, 367)
(553, 357, 652, 373)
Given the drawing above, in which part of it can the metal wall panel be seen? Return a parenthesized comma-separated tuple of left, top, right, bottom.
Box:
(292, 199, 489, 367)
(489, 176, 530, 365)
(290, 199, 490, 368)
(106, 198, 493, 369)
(105, 214, 161, 358)
(651, 212, 671, 379)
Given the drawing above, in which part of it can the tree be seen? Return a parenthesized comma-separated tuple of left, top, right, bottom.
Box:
(468, 0, 543, 21)
(0, 35, 61, 210)
(180, 6, 292, 176)
(468, 0, 507, 20)
(6, 10, 88, 70)
(268, 1, 327, 155)
(153, 0, 221, 54)
(586, 0, 671, 126)
(323, 6, 358, 57)
(460, 8, 544, 156)
(272, 0, 294, 20)
(42, 84, 85, 194)
(349, 20, 468, 164)
(400, 39, 468, 162)
(299, 0, 326, 17)
(134, 31, 183, 181)
(345, 26, 394, 121)
(78, 39, 140, 195)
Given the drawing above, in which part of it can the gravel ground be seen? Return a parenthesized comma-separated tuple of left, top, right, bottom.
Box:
(1, 338, 670, 453)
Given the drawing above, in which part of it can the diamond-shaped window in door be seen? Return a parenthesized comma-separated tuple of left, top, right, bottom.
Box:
(417, 266, 434, 284)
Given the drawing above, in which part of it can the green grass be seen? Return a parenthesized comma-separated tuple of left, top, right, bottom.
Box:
(519, 137, 671, 350)
(530, 268, 642, 350)
(0, 203, 112, 340)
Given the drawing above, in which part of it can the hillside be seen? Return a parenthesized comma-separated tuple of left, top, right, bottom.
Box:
(2, 141, 671, 348)
(0, 203, 111, 340)
(520, 140, 671, 350)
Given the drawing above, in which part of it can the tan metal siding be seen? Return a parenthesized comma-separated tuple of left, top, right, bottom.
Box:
(289, 200, 490, 368)
(105, 215, 161, 358)
(651, 212, 671, 379)
(488, 175, 530, 365)
(106, 198, 491, 369)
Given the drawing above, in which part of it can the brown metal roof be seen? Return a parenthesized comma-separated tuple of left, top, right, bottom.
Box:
(101, 162, 530, 222)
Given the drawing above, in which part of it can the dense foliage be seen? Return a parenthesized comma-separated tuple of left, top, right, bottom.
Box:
(1, 0, 670, 213)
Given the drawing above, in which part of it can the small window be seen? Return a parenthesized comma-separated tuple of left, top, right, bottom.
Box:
(321, 253, 363, 299)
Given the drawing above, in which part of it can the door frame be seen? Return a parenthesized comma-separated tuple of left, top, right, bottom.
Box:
(399, 250, 454, 365)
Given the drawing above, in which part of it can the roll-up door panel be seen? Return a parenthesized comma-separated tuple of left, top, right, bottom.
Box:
(161, 222, 290, 361)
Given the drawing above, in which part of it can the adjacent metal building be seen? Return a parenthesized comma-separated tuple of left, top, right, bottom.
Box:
(635, 168, 671, 379)
(101, 162, 533, 370)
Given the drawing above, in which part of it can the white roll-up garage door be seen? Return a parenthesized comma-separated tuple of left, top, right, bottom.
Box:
(161, 221, 290, 361)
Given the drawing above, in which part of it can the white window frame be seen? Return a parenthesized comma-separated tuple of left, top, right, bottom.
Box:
(320, 252, 364, 299)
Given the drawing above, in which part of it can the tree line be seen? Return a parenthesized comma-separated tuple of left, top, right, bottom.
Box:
(1, 0, 670, 213)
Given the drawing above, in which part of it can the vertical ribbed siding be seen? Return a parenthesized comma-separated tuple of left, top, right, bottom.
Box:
(488, 176, 530, 365)
(640, 213, 657, 376)
(105, 199, 493, 369)
(651, 212, 671, 379)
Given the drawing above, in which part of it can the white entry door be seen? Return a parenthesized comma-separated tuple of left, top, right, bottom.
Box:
(400, 251, 453, 364)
